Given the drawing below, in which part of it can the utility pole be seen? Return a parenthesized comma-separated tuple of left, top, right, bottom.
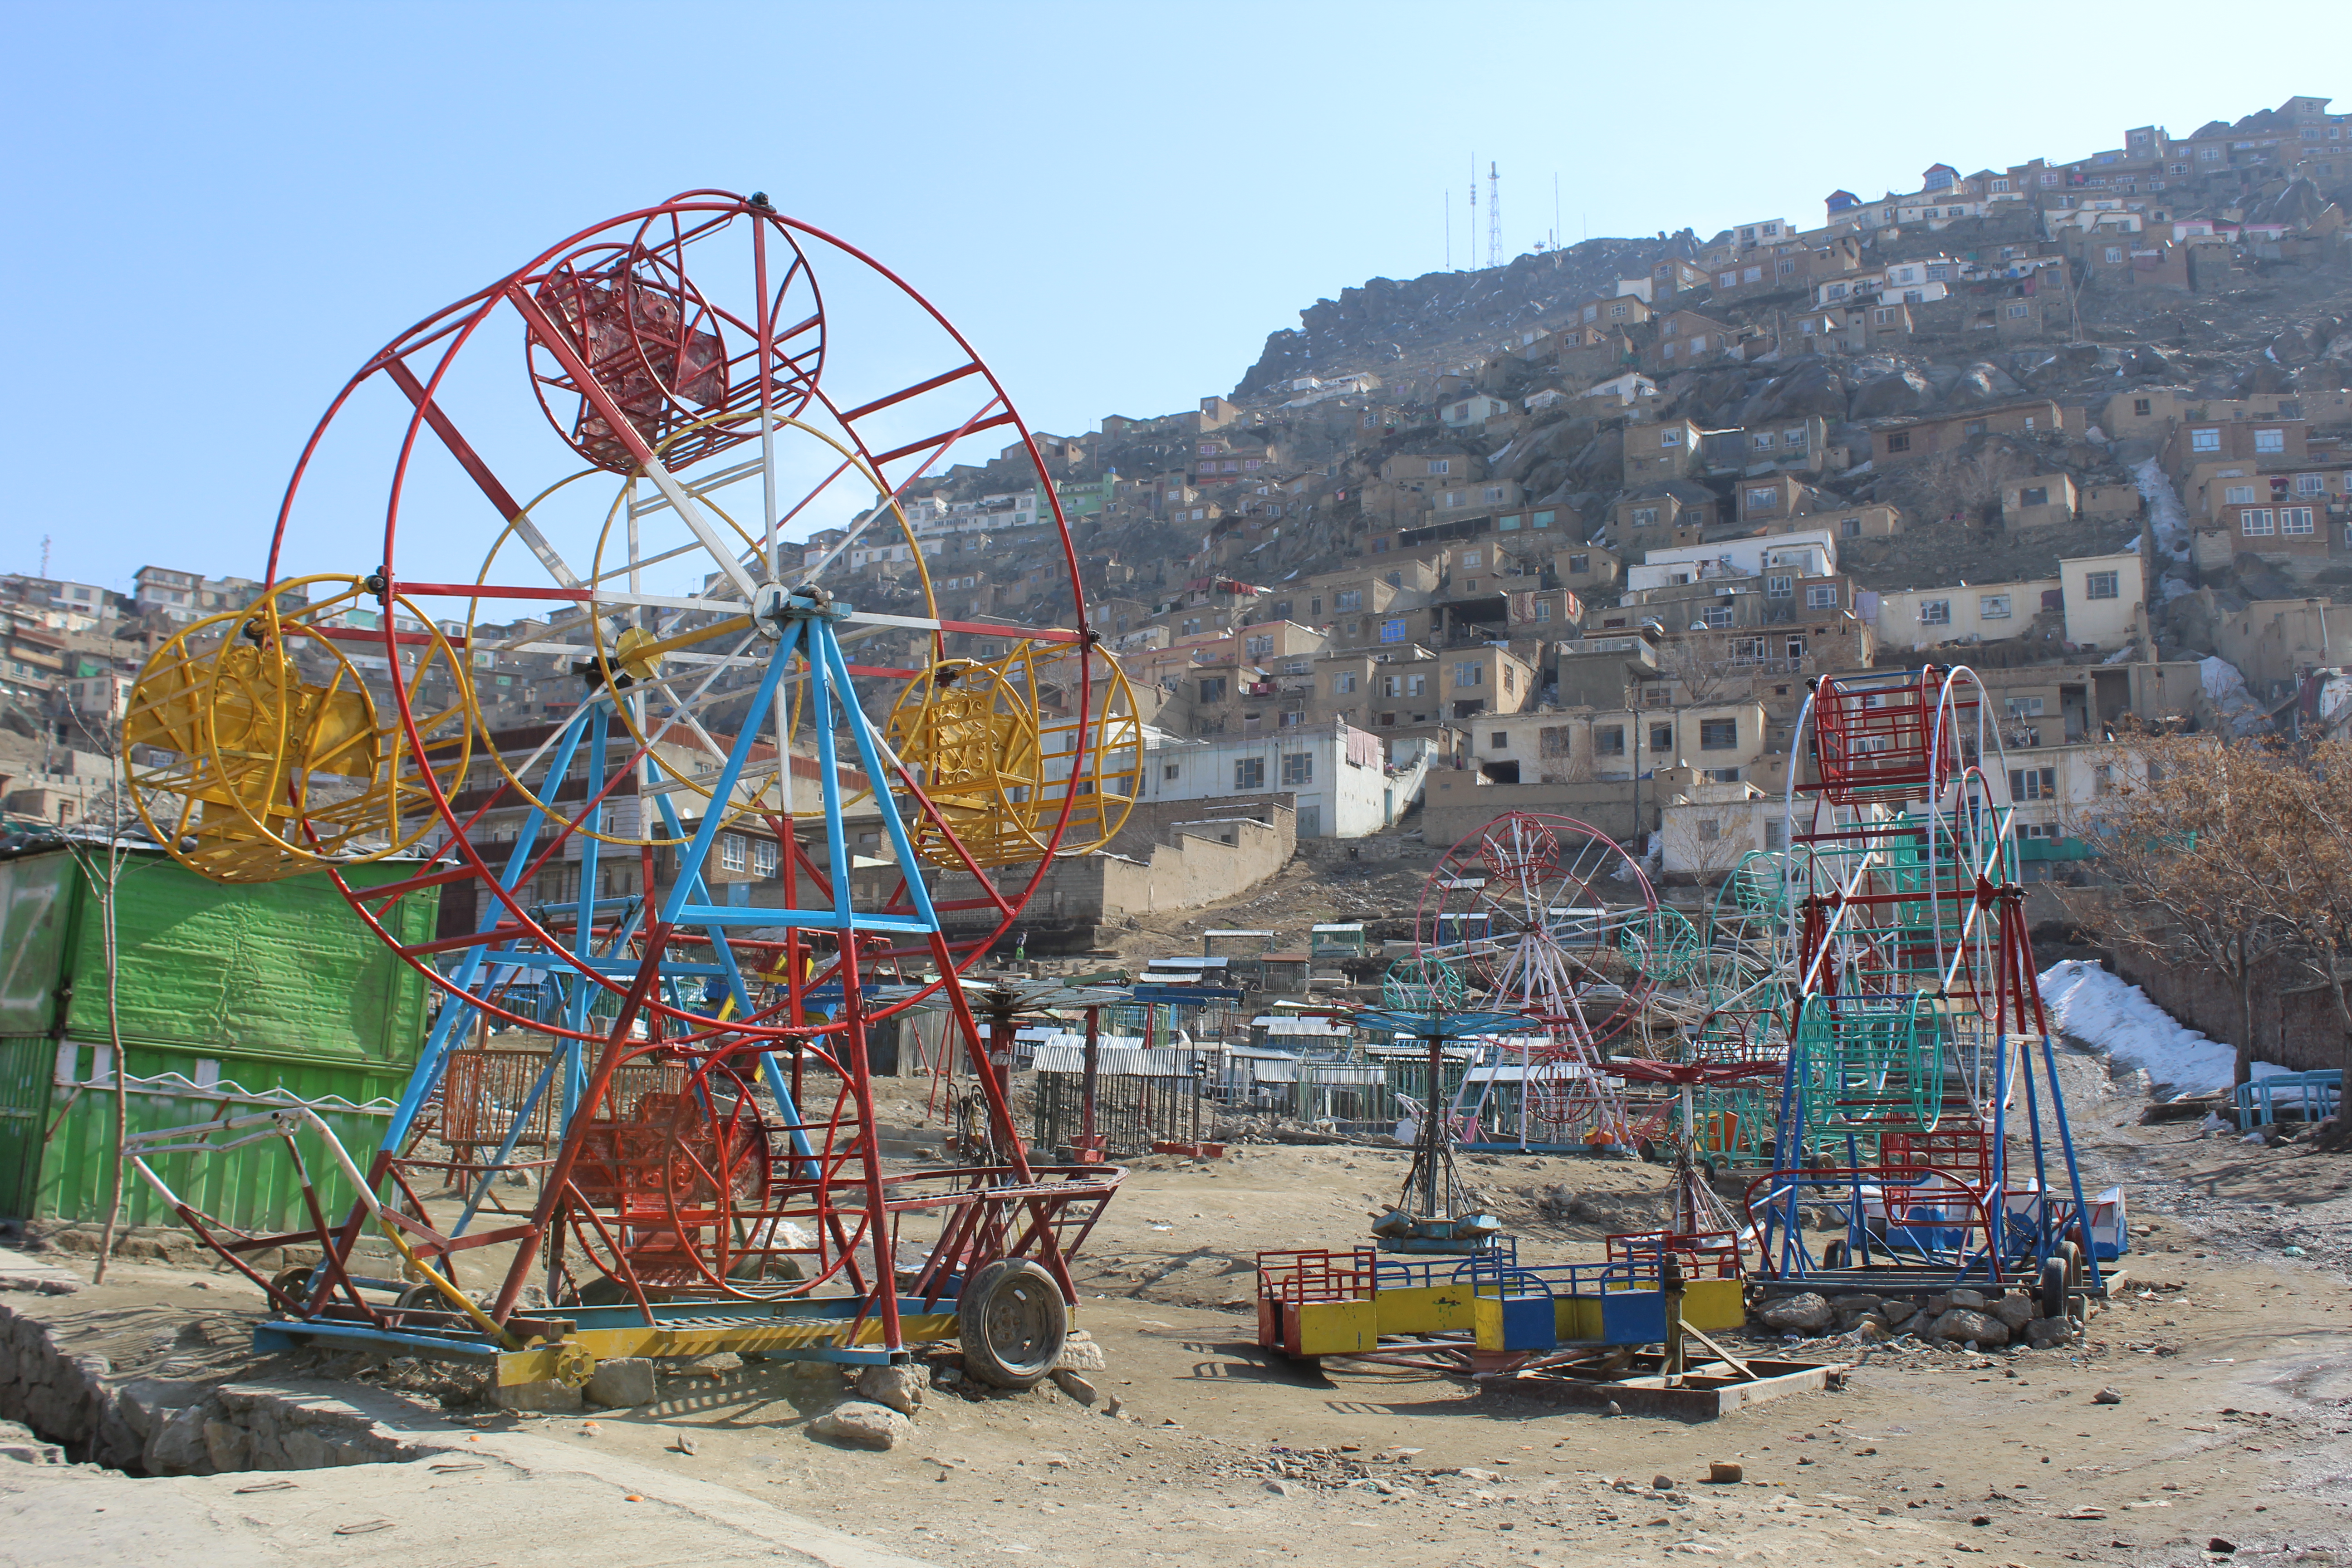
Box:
(1488, 161, 1502, 270)
(1445, 187, 1451, 271)
(1553, 173, 1561, 252)
(39, 534, 49, 578)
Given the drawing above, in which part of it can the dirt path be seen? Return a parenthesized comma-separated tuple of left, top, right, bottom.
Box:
(16, 1041, 2352, 1568)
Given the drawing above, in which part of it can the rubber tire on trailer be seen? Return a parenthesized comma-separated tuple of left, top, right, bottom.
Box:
(1699, 1158, 1719, 1184)
(1821, 1240, 1849, 1270)
(2039, 1257, 2069, 1323)
(1637, 1138, 1659, 1165)
(958, 1259, 1068, 1390)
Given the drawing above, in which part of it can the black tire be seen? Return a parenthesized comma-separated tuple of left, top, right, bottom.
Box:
(1637, 1138, 1659, 1164)
(1699, 1158, 1719, 1184)
(958, 1259, 1068, 1390)
(2038, 1257, 2069, 1323)
(1821, 1240, 1849, 1270)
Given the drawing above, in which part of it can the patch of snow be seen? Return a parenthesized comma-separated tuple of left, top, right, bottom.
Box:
(2130, 457, 2193, 564)
(2102, 643, 2137, 664)
(2199, 655, 2268, 734)
(2038, 959, 2234, 1094)
(2160, 575, 2194, 603)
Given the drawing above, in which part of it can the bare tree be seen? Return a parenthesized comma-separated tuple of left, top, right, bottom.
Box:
(2070, 732, 2352, 1083)
(1651, 629, 1761, 707)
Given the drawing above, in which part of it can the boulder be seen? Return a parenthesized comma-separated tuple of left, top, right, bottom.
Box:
(853, 1363, 930, 1417)
(1989, 1295, 2036, 1331)
(145, 1402, 211, 1475)
(1947, 1288, 1987, 1311)
(1927, 1308, 2009, 1347)
(1057, 1331, 1107, 1372)
(809, 1400, 912, 1451)
(585, 1358, 657, 1409)
(1758, 1293, 1832, 1333)
(2025, 1316, 2075, 1349)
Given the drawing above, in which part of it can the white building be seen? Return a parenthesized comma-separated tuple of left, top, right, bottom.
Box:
(1139, 720, 1431, 839)
(1625, 529, 1838, 594)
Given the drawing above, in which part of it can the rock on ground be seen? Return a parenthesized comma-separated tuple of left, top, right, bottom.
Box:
(492, 1378, 584, 1414)
(1057, 1331, 1107, 1372)
(1927, 1307, 2009, 1347)
(853, 1363, 929, 1416)
(585, 1357, 657, 1409)
(1758, 1293, 1831, 1333)
(809, 1400, 912, 1450)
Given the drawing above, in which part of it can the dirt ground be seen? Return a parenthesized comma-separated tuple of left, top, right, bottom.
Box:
(23, 1034, 2352, 1568)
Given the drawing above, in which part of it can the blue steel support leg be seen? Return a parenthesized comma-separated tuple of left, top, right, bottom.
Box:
(2018, 1026, 2051, 1273)
(2040, 1033, 2102, 1293)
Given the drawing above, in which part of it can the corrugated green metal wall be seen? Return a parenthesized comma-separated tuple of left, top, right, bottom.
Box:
(0, 846, 436, 1230)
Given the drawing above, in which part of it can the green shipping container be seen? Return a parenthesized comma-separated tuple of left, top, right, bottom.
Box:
(0, 843, 436, 1235)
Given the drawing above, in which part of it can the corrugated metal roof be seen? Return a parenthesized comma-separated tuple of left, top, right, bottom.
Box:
(1252, 1016, 1350, 1035)
(1030, 1041, 1209, 1076)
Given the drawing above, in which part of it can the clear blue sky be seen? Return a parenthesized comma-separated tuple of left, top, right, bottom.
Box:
(3, 1, 2333, 591)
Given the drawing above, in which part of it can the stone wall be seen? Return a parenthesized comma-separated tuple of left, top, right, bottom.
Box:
(0, 1298, 422, 1474)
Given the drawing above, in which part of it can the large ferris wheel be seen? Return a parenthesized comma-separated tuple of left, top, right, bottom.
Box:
(120, 192, 1138, 1384)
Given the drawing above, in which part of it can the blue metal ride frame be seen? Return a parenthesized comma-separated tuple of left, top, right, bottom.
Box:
(291, 592, 990, 1371)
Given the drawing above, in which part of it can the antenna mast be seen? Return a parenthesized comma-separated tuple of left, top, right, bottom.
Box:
(1488, 161, 1502, 269)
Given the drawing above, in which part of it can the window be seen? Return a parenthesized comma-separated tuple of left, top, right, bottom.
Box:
(1499, 513, 1521, 531)
(1482, 485, 1506, 504)
(1279, 710, 1303, 727)
(1460, 550, 1482, 568)
(1597, 726, 1625, 756)
(1649, 723, 1673, 753)
(2295, 473, 2325, 494)
(2020, 486, 2048, 508)
(2132, 397, 2152, 417)
(1699, 718, 1738, 750)
(1805, 584, 1839, 609)
(1630, 507, 1659, 528)
(1280, 753, 1312, 786)
(2254, 428, 2285, 453)
(1332, 672, 1357, 694)
(1885, 433, 1911, 453)
(2010, 767, 2057, 801)
(2006, 696, 2046, 717)
(1284, 660, 1311, 676)
(1532, 510, 1554, 529)
(2225, 485, 2257, 505)
(2281, 507, 2316, 536)
(1485, 731, 1508, 752)
(1181, 617, 1202, 636)
(2083, 571, 2121, 598)
(1379, 617, 1406, 643)
(1428, 459, 1450, 475)
(1701, 604, 1733, 629)
(1539, 726, 1572, 758)
(1406, 674, 1427, 697)
(1534, 600, 1552, 624)
(1568, 554, 1590, 574)
(1980, 594, 2012, 620)
(2190, 427, 2220, 451)
(1919, 599, 1951, 625)
(1270, 600, 1292, 619)
(1659, 428, 1683, 447)
(1162, 763, 1180, 780)
(1746, 486, 1778, 512)
(753, 838, 780, 877)
(1842, 515, 1863, 539)
(1245, 634, 1273, 658)
(720, 834, 748, 872)
(1235, 758, 1266, 789)
(1453, 661, 1483, 688)
(1335, 589, 1362, 611)
(2242, 509, 2275, 536)
(1199, 677, 1225, 701)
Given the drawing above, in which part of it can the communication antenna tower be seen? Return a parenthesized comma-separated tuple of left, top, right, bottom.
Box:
(1488, 161, 1502, 270)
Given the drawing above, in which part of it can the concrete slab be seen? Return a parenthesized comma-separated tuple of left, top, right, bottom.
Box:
(0, 1430, 942, 1568)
